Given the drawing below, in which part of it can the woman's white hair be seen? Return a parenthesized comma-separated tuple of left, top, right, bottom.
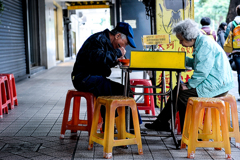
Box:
(172, 19, 200, 41)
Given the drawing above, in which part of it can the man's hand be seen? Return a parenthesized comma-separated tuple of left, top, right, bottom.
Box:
(119, 46, 126, 57)
(180, 83, 188, 90)
(117, 57, 124, 61)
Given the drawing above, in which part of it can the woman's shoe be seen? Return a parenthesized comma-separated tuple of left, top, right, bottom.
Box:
(145, 120, 170, 131)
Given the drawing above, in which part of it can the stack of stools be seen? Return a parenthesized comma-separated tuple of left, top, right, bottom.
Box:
(88, 96, 143, 159)
(0, 73, 18, 109)
(181, 97, 231, 159)
(130, 79, 155, 116)
(60, 89, 97, 139)
(0, 76, 11, 118)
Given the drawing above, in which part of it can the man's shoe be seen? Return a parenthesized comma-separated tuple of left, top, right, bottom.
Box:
(145, 120, 170, 131)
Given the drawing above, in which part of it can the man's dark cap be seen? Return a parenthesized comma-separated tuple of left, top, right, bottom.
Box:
(115, 22, 136, 48)
(200, 17, 211, 26)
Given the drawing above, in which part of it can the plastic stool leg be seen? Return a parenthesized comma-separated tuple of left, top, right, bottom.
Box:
(7, 77, 14, 109)
(60, 91, 72, 139)
(88, 103, 101, 150)
(212, 109, 222, 150)
(1, 82, 9, 114)
(71, 96, 81, 133)
(115, 107, 126, 140)
(175, 112, 181, 135)
(149, 88, 155, 116)
(103, 106, 115, 159)
(0, 89, 3, 118)
(12, 77, 18, 106)
(86, 95, 95, 135)
(228, 100, 240, 148)
(219, 107, 231, 159)
(131, 104, 143, 155)
(187, 106, 201, 158)
(202, 108, 212, 141)
(144, 88, 150, 114)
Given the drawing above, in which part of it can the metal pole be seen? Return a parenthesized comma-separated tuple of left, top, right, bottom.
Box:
(123, 69, 130, 132)
(149, 0, 158, 108)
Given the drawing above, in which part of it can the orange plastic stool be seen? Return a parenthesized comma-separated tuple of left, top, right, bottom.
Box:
(60, 89, 96, 139)
(218, 94, 240, 148)
(130, 79, 155, 116)
(181, 97, 231, 159)
(0, 76, 11, 118)
(88, 96, 143, 159)
(175, 111, 181, 135)
(198, 94, 240, 148)
(0, 74, 18, 108)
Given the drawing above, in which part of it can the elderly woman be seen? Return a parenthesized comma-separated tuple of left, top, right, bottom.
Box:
(145, 19, 234, 132)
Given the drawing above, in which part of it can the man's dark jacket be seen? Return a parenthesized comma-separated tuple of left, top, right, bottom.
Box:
(72, 29, 122, 81)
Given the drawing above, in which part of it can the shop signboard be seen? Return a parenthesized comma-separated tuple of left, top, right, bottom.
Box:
(67, 1, 109, 10)
(142, 34, 170, 45)
(156, 0, 194, 108)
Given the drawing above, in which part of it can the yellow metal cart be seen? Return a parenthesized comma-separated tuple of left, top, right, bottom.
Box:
(121, 50, 187, 149)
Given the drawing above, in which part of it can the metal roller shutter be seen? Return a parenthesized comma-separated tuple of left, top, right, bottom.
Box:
(0, 0, 27, 81)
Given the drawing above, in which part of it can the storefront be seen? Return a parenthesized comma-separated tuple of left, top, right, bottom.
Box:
(0, 0, 29, 81)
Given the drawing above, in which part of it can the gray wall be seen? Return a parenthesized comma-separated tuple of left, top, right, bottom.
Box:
(45, 0, 56, 69)
(38, 0, 47, 68)
(121, 0, 151, 58)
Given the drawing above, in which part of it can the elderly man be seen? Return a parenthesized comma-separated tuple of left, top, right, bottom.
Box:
(145, 19, 234, 132)
(72, 22, 140, 131)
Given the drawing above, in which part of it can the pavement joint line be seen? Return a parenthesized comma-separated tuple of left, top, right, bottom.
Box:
(143, 134, 155, 159)
(72, 109, 88, 159)
(203, 147, 215, 160)
(0, 143, 7, 151)
(33, 143, 42, 152)
(160, 135, 175, 159)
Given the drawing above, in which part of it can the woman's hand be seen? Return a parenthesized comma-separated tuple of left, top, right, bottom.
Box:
(180, 83, 188, 90)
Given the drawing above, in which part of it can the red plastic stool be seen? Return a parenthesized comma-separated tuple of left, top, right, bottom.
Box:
(0, 76, 11, 118)
(130, 79, 155, 116)
(0, 74, 18, 109)
(175, 111, 181, 135)
(60, 89, 99, 139)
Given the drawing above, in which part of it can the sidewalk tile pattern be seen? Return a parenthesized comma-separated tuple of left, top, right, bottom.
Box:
(0, 60, 239, 159)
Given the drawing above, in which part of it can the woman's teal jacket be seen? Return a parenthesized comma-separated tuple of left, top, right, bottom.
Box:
(186, 34, 234, 97)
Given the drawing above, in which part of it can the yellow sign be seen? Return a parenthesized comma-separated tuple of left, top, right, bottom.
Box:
(68, 5, 109, 10)
(155, 0, 194, 108)
(67, 1, 109, 10)
(142, 34, 170, 45)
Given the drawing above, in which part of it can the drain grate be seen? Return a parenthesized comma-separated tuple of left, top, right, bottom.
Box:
(1, 143, 42, 153)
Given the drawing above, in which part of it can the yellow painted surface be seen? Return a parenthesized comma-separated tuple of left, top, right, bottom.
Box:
(155, 0, 194, 108)
(130, 51, 186, 69)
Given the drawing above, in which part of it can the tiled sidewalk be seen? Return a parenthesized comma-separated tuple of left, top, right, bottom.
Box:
(0, 59, 239, 160)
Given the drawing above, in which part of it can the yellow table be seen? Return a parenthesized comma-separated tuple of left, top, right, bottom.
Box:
(121, 51, 188, 149)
